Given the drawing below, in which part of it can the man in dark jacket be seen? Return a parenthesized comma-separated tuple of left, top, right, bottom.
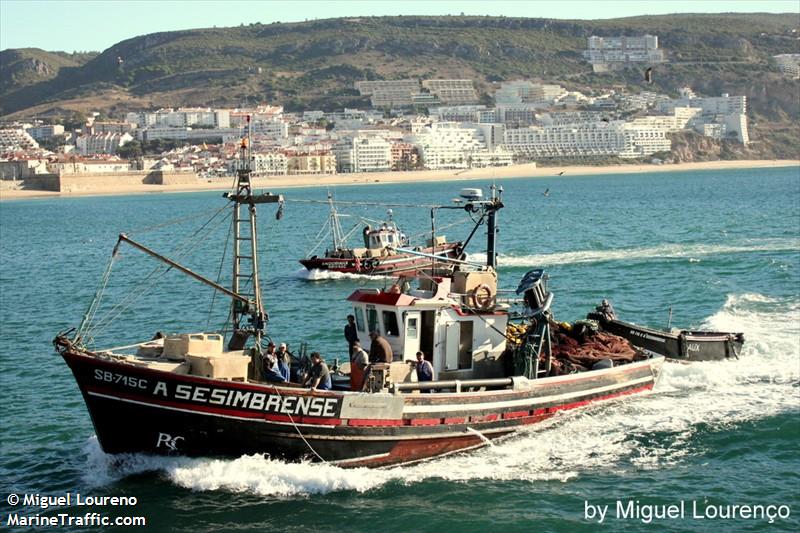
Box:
(368, 330, 393, 363)
(344, 314, 359, 357)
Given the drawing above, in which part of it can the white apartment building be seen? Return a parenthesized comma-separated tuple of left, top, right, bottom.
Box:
(495, 105, 541, 126)
(583, 35, 665, 72)
(495, 81, 567, 105)
(773, 54, 800, 78)
(252, 120, 289, 143)
(656, 93, 749, 144)
(250, 153, 287, 176)
(467, 148, 514, 167)
(504, 122, 627, 158)
(142, 127, 240, 143)
(411, 122, 498, 170)
(229, 106, 283, 127)
(25, 124, 65, 141)
(657, 93, 747, 116)
(619, 122, 672, 158)
(722, 114, 749, 144)
(471, 123, 506, 151)
(126, 108, 230, 129)
(537, 111, 606, 126)
(0, 129, 40, 151)
(333, 133, 393, 173)
(505, 117, 675, 160)
(431, 106, 488, 123)
(421, 80, 479, 105)
(76, 132, 134, 155)
(355, 80, 420, 108)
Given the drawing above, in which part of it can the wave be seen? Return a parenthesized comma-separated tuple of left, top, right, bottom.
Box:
(469, 238, 800, 267)
(83, 292, 799, 496)
(291, 267, 388, 282)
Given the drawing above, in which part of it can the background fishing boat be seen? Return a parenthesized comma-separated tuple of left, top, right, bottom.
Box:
(298, 193, 462, 276)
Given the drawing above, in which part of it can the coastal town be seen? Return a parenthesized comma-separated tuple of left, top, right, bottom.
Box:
(1, 34, 796, 194)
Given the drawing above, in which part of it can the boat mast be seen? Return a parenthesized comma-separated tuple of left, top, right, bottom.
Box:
(328, 191, 344, 251)
(225, 116, 283, 351)
(486, 184, 503, 270)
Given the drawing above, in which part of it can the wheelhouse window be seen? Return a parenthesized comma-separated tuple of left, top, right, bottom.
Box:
(366, 306, 378, 333)
(354, 307, 366, 332)
(382, 310, 399, 337)
(407, 317, 418, 339)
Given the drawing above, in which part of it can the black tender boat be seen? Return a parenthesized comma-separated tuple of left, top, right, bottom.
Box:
(587, 302, 744, 362)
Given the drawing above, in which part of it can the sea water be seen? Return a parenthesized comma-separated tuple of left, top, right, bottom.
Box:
(1, 167, 798, 531)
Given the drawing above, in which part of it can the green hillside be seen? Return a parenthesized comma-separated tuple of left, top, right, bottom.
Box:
(1, 14, 798, 134)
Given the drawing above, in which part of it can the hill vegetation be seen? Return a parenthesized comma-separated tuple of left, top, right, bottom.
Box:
(0, 14, 797, 158)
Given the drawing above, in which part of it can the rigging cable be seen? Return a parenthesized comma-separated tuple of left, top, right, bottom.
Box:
(84, 206, 233, 343)
(206, 216, 234, 332)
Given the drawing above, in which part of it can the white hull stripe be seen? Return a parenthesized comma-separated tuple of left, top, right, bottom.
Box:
(86, 391, 339, 429)
(403, 375, 654, 414)
(86, 391, 512, 441)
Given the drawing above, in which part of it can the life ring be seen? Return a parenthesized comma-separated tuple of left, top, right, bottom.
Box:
(471, 284, 495, 311)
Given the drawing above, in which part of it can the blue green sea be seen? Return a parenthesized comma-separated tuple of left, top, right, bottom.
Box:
(1, 166, 798, 531)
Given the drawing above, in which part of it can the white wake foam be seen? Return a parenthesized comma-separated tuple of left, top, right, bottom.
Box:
(291, 267, 387, 282)
(469, 238, 800, 267)
(83, 293, 799, 495)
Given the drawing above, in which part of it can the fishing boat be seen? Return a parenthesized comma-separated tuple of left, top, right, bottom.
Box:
(54, 123, 663, 468)
(587, 302, 744, 362)
(298, 193, 462, 276)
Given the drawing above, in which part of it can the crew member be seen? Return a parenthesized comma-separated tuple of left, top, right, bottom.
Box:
(368, 330, 393, 363)
(262, 342, 286, 383)
(415, 351, 434, 389)
(350, 341, 369, 391)
(275, 342, 291, 382)
(344, 314, 359, 357)
(304, 352, 332, 390)
(597, 299, 616, 321)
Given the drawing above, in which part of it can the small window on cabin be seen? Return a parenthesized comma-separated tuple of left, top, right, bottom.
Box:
(458, 321, 473, 370)
(407, 317, 418, 339)
(354, 307, 366, 332)
(382, 310, 399, 337)
(367, 306, 379, 334)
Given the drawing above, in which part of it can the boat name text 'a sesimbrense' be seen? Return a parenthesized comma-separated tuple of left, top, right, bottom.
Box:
(94, 369, 341, 417)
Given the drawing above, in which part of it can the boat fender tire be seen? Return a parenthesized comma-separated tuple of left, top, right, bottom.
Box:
(364, 258, 378, 271)
(471, 284, 494, 311)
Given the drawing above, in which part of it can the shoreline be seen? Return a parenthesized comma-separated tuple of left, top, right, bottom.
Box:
(1, 159, 797, 201)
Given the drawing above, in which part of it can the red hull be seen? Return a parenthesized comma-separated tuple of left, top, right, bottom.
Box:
(300, 243, 461, 275)
(59, 346, 662, 468)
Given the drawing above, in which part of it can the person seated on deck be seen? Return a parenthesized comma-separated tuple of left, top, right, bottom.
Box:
(303, 352, 332, 390)
(596, 299, 616, 321)
(368, 330, 393, 363)
(262, 342, 286, 383)
(275, 343, 291, 382)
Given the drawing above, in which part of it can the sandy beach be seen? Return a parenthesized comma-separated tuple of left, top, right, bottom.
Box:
(1, 159, 797, 201)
